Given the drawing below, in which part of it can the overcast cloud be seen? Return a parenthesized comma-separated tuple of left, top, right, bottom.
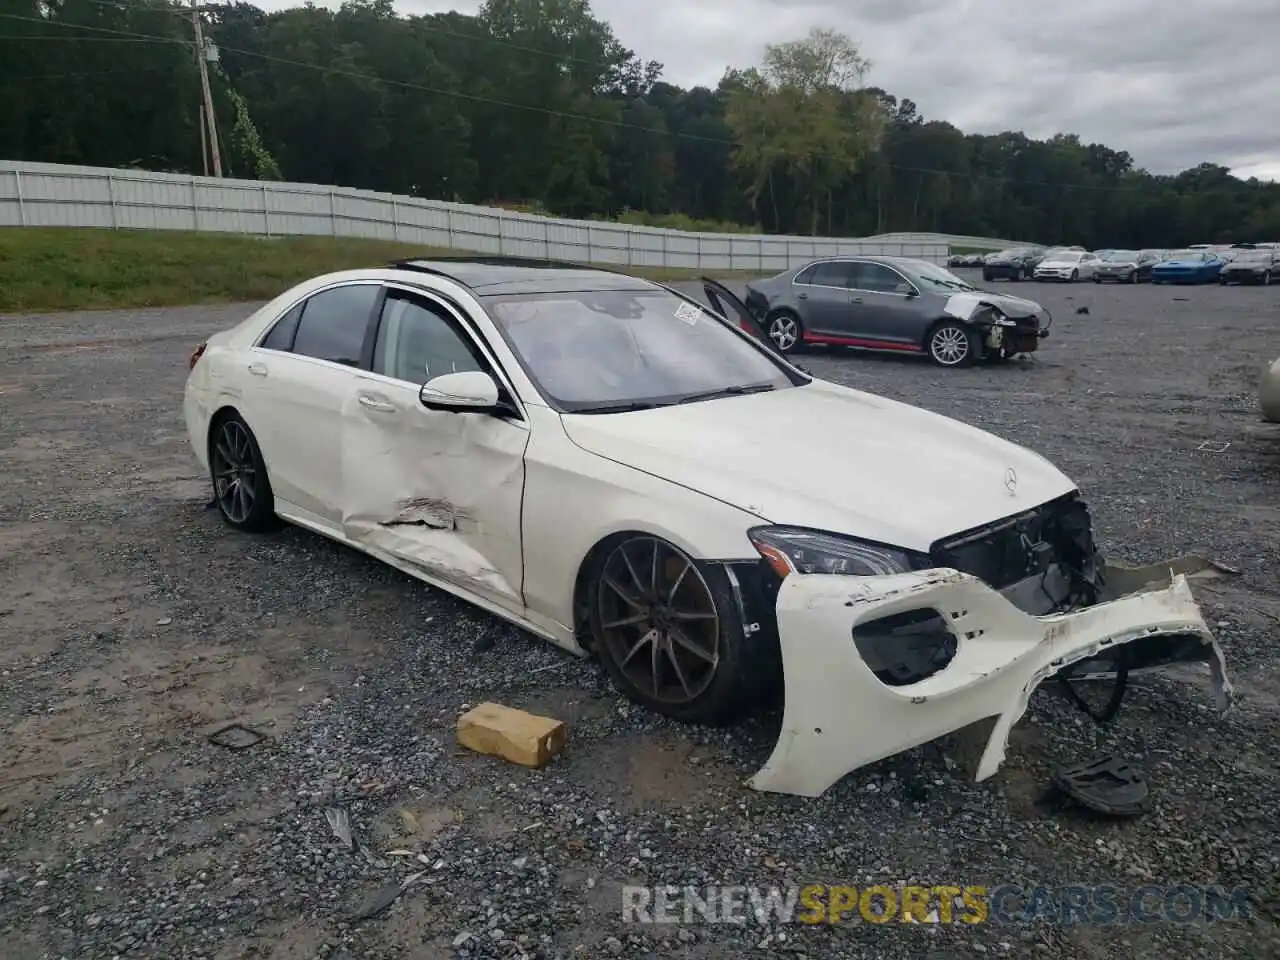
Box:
(263, 0, 1280, 181)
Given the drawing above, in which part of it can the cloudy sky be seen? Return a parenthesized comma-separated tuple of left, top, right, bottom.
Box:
(262, 0, 1280, 181)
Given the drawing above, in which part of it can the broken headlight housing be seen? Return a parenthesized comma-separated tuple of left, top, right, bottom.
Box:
(748, 526, 928, 579)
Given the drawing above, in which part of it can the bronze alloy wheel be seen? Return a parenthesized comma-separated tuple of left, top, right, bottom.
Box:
(595, 536, 721, 705)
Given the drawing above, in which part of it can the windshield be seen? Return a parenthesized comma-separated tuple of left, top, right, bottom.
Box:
(484, 289, 797, 413)
(1233, 249, 1271, 262)
(1164, 250, 1203, 260)
(1048, 251, 1083, 262)
(1101, 250, 1137, 262)
(904, 259, 977, 291)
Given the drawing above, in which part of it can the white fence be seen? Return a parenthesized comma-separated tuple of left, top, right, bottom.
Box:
(0, 160, 962, 271)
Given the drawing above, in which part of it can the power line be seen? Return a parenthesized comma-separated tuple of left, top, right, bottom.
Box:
(0, 34, 183, 42)
(70, 0, 648, 74)
(0, 11, 1177, 194)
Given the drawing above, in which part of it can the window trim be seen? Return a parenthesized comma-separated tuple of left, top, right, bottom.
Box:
(370, 282, 528, 421)
(252, 278, 384, 372)
(792, 257, 920, 297)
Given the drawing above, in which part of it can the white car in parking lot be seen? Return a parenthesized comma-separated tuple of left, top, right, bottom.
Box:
(183, 256, 1231, 797)
(1034, 250, 1101, 282)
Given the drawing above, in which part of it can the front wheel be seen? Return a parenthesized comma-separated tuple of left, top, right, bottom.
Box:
(1130, 271, 1139, 284)
(588, 535, 771, 724)
(927, 321, 978, 368)
(209, 413, 277, 532)
(765, 311, 802, 353)
(1264, 271, 1272, 286)
(1070, 269, 1079, 282)
(982, 271, 993, 283)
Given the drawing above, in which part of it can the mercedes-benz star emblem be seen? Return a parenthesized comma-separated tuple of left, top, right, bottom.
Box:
(1004, 467, 1018, 495)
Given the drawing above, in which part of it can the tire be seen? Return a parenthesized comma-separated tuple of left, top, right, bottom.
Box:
(1265, 271, 1272, 286)
(926, 321, 978, 368)
(764, 310, 803, 353)
(208, 412, 278, 532)
(586, 535, 773, 725)
(1219, 277, 1227, 286)
(1130, 271, 1139, 284)
(982, 271, 993, 283)
(1092, 276, 1100, 283)
(1070, 269, 1079, 282)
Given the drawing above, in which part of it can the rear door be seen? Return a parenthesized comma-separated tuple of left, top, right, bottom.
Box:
(247, 281, 382, 525)
(339, 286, 530, 612)
(791, 260, 864, 338)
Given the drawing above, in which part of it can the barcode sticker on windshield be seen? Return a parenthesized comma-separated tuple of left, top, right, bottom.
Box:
(674, 302, 702, 325)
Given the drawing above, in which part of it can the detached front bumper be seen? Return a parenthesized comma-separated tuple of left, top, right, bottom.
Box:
(750, 559, 1232, 798)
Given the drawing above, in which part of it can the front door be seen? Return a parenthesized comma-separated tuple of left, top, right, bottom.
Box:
(841, 262, 925, 349)
(339, 287, 530, 611)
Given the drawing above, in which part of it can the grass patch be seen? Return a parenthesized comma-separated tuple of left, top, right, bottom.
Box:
(0, 228, 747, 314)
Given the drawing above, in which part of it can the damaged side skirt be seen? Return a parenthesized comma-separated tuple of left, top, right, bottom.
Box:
(750, 557, 1233, 799)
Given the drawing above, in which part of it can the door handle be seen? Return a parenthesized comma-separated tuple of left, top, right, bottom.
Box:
(247, 362, 267, 377)
(358, 395, 396, 412)
(797, 292, 808, 299)
(849, 296, 863, 303)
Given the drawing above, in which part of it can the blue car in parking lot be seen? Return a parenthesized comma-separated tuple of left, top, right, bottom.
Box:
(1150, 249, 1225, 284)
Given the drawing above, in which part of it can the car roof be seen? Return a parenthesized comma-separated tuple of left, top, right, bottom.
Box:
(390, 256, 658, 296)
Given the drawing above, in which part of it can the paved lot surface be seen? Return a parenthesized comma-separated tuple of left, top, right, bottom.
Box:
(1, 274, 1279, 959)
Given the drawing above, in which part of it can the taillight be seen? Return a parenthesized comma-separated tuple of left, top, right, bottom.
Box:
(189, 342, 207, 370)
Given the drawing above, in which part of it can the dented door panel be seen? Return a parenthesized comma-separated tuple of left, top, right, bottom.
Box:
(751, 560, 1232, 798)
(340, 373, 529, 610)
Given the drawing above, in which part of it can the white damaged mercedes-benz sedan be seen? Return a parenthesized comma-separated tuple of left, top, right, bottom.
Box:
(184, 257, 1232, 797)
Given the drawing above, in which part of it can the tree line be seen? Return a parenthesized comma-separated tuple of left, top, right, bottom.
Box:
(3, 0, 1278, 247)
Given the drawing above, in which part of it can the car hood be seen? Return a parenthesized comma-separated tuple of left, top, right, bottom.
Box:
(559, 380, 1077, 552)
(1037, 258, 1082, 269)
(1097, 260, 1137, 268)
(963, 290, 1045, 318)
(1156, 258, 1209, 268)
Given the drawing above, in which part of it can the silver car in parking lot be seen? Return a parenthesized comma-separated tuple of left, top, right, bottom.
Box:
(742, 256, 1052, 367)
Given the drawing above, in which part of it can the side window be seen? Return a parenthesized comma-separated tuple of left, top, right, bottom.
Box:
(373, 294, 483, 384)
(794, 265, 818, 285)
(850, 263, 904, 293)
(291, 284, 379, 365)
(260, 301, 304, 351)
(807, 261, 856, 287)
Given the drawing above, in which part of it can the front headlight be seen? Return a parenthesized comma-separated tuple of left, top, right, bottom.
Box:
(748, 526, 927, 578)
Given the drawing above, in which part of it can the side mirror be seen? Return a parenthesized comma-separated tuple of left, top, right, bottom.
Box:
(419, 370, 500, 414)
(897, 283, 918, 297)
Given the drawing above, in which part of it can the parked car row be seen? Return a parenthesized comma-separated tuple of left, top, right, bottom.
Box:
(948, 243, 1279, 286)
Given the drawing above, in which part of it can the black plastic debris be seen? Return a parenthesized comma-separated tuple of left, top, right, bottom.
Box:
(207, 722, 266, 750)
(343, 871, 426, 924)
(1075, 306, 1089, 315)
(1053, 756, 1150, 817)
(345, 881, 406, 923)
(205, 497, 218, 510)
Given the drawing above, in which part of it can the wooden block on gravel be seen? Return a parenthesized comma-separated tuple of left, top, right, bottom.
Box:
(456, 702, 566, 768)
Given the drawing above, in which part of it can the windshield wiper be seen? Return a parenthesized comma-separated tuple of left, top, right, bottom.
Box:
(572, 400, 666, 414)
(674, 383, 777, 405)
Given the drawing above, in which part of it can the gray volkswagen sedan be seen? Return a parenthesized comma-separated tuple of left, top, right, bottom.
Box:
(742, 256, 1052, 367)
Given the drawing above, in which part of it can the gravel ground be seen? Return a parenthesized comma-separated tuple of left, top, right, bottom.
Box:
(1, 273, 1278, 960)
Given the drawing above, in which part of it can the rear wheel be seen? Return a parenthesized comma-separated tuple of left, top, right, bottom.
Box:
(927, 321, 978, 368)
(209, 413, 277, 532)
(587, 535, 765, 724)
(765, 310, 802, 353)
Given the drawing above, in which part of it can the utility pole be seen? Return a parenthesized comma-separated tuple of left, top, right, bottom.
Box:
(191, 0, 222, 177)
